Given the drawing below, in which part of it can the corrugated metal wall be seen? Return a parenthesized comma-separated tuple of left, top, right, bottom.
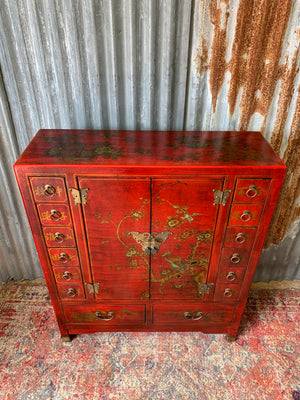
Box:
(0, 0, 299, 282)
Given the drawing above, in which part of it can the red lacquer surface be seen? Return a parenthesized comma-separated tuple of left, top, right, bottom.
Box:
(13, 130, 286, 340)
(15, 130, 284, 167)
(151, 179, 223, 299)
(78, 178, 151, 300)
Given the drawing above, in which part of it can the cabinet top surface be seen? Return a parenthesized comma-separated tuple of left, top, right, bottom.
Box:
(15, 129, 284, 169)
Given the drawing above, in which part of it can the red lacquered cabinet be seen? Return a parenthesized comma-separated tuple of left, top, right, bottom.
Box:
(14, 130, 285, 342)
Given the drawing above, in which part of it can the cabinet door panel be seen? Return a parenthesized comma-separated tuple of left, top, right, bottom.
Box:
(78, 178, 151, 300)
(151, 179, 224, 299)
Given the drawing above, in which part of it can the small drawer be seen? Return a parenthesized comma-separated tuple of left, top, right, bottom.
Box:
(57, 284, 86, 301)
(53, 267, 82, 284)
(48, 248, 79, 266)
(63, 304, 146, 326)
(228, 204, 263, 227)
(214, 284, 240, 301)
(224, 227, 256, 249)
(37, 204, 72, 226)
(219, 248, 250, 268)
(30, 177, 68, 203)
(43, 227, 76, 247)
(233, 179, 270, 203)
(217, 267, 245, 284)
(152, 303, 234, 325)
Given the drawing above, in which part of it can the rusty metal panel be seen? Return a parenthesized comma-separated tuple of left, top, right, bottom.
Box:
(0, 0, 299, 281)
(186, 0, 300, 280)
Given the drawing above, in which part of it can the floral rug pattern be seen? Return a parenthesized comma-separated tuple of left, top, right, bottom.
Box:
(0, 280, 299, 400)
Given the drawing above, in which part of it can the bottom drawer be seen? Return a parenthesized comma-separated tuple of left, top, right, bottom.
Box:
(63, 304, 146, 327)
(152, 303, 235, 326)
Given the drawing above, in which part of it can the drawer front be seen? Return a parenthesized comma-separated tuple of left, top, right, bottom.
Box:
(48, 248, 79, 266)
(219, 248, 250, 268)
(63, 304, 146, 326)
(152, 303, 234, 325)
(228, 204, 263, 227)
(214, 284, 240, 301)
(43, 227, 76, 247)
(224, 227, 256, 249)
(30, 177, 68, 203)
(53, 267, 82, 284)
(37, 204, 72, 226)
(233, 178, 270, 203)
(57, 284, 86, 301)
(217, 267, 245, 284)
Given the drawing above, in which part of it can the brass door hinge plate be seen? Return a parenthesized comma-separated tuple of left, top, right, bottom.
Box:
(69, 188, 89, 205)
(85, 283, 100, 294)
(213, 189, 231, 206)
(198, 282, 214, 294)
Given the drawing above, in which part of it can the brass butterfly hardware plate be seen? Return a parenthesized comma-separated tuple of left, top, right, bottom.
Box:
(69, 188, 89, 205)
(212, 189, 231, 206)
(129, 231, 172, 255)
(85, 283, 101, 294)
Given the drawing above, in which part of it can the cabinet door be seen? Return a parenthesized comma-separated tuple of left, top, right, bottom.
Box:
(78, 178, 151, 300)
(151, 179, 224, 299)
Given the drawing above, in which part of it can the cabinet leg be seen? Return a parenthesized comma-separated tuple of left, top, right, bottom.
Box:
(226, 335, 236, 342)
(61, 335, 72, 343)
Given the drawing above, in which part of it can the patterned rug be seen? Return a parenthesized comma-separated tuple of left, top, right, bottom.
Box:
(0, 279, 299, 400)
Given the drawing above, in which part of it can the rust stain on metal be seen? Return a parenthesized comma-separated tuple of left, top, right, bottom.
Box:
(265, 87, 300, 247)
(194, 0, 299, 246)
(227, 0, 293, 129)
(208, 0, 230, 111)
(269, 53, 299, 154)
(194, 37, 209, 75)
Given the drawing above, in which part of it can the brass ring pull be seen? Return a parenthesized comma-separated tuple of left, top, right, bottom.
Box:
(235, 232, 246, 244)
(62, 271, 72, 281)
(67, 288, 77, 297)
(50, 209, 62, 221)
(246, 185, 257, 198)
(224, 288, 233, 297)
(59, 252, 70, 263)
(184, 311, 204, 321)
(226, 272, 236, 281)
(54, 232, 65, 243)
(240, 210, 251, 222)
(230, 253, 241, 264)
(95, 311, 114, 321)
(44, 184, 56, 197)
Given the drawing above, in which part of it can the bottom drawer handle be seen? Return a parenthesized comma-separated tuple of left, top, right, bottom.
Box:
(95, 311, 114, 321)
(184, 311, 204, 321)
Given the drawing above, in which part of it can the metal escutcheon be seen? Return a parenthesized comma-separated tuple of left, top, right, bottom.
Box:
(235, 232, 246, 244)
(50, 209, 62, 221)
(44, 184, 56, 197)
(67, 288, 77, 297)
(246, 185, 257, 198)
(54, 232, 65, 243)
(95, 311, 114, 321)
(230, 253, 241, 264)
(224, 288, 233, 297)
(59, 253, 70, 263)
(226, 272, 236, 281)
(62, 271, 72, 281)
(240, 210, 251, 222)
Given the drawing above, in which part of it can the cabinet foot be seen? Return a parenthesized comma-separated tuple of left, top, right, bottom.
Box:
(61, 335, 72, 343)
(226, 335, 236, 342)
